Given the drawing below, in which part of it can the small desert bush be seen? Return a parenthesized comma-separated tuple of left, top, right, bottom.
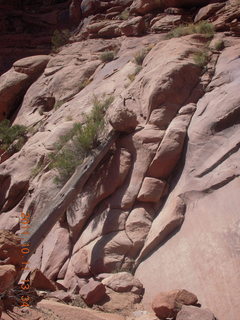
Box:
(0, 119, 27, 151)
(119, 10, 129, 20)
(167, 21, 214, 39)
(51, 29, 70, 51)
(134, 49, 149, 66)
(50, 95, 114, 184)
(100, 50, 115, 62)
(214, 39, 224, 51)
(193, 50, 209, 67)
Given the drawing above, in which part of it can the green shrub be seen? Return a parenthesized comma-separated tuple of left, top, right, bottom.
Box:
(167, 21, 214, 39)
(214, 39, 224, 51)
(193, 50, 209, 67)
(51, 29, 70, 51)
(50, 95, 114, 184)
(0, 119, 27, 151)
(100, 50, 115, 62)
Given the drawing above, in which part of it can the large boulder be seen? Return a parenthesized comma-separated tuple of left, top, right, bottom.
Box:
(30, 269, 58, 292)
(137, 177, 166, 202)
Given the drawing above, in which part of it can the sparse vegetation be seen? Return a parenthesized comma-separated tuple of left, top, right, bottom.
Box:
(54, 100, 65, 110)
(51, 29, 70, 51)
(31, 162, 45, 178)
(134, 49, 149, 66)
(119, 10, 129, 20)
(128, 65, 142, 82)
(100, 50, 115, 62)
(0, 119, 27, 151)
(193, 49, 209, 67)
(214, 39, 224, 51)
(167, 21, 215, 39)
(79, 78, 92, 90)
(49, 95, 114, 184)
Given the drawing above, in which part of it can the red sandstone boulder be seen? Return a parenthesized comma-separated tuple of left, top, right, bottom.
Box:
(152, 289, 198, 319)
(30, 269, 58, 292)
(80, 279, 106, 305)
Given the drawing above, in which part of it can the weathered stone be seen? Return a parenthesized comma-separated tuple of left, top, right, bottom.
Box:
(108, 106, 138, 132)
(80, 279, 106, 305)
(98, 24, 121, 38)
(137, 177, 166, 202)
(120, 16, 146, 36)
(148, 114, 193, 179)
(13, 55, 50, 76)
(194, 3, 225, 23)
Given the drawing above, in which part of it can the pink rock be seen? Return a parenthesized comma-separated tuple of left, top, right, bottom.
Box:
(80, 279, 106, 305)
(137, 177, 166, 203)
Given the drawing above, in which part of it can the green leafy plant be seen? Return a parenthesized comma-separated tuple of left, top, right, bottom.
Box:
(50, 95, 114, 184)
(167, 21, 215, 39)
(100, 50, 115, 62)
(0, 119, 27, 151)
(51, 29, 70, 51)
(193, 49, 209, 67)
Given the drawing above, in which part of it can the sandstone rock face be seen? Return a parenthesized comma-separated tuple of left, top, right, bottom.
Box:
(80, 279, 106, 305)
(136, 44, 240, 320)
(176, 305, 216, 320)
